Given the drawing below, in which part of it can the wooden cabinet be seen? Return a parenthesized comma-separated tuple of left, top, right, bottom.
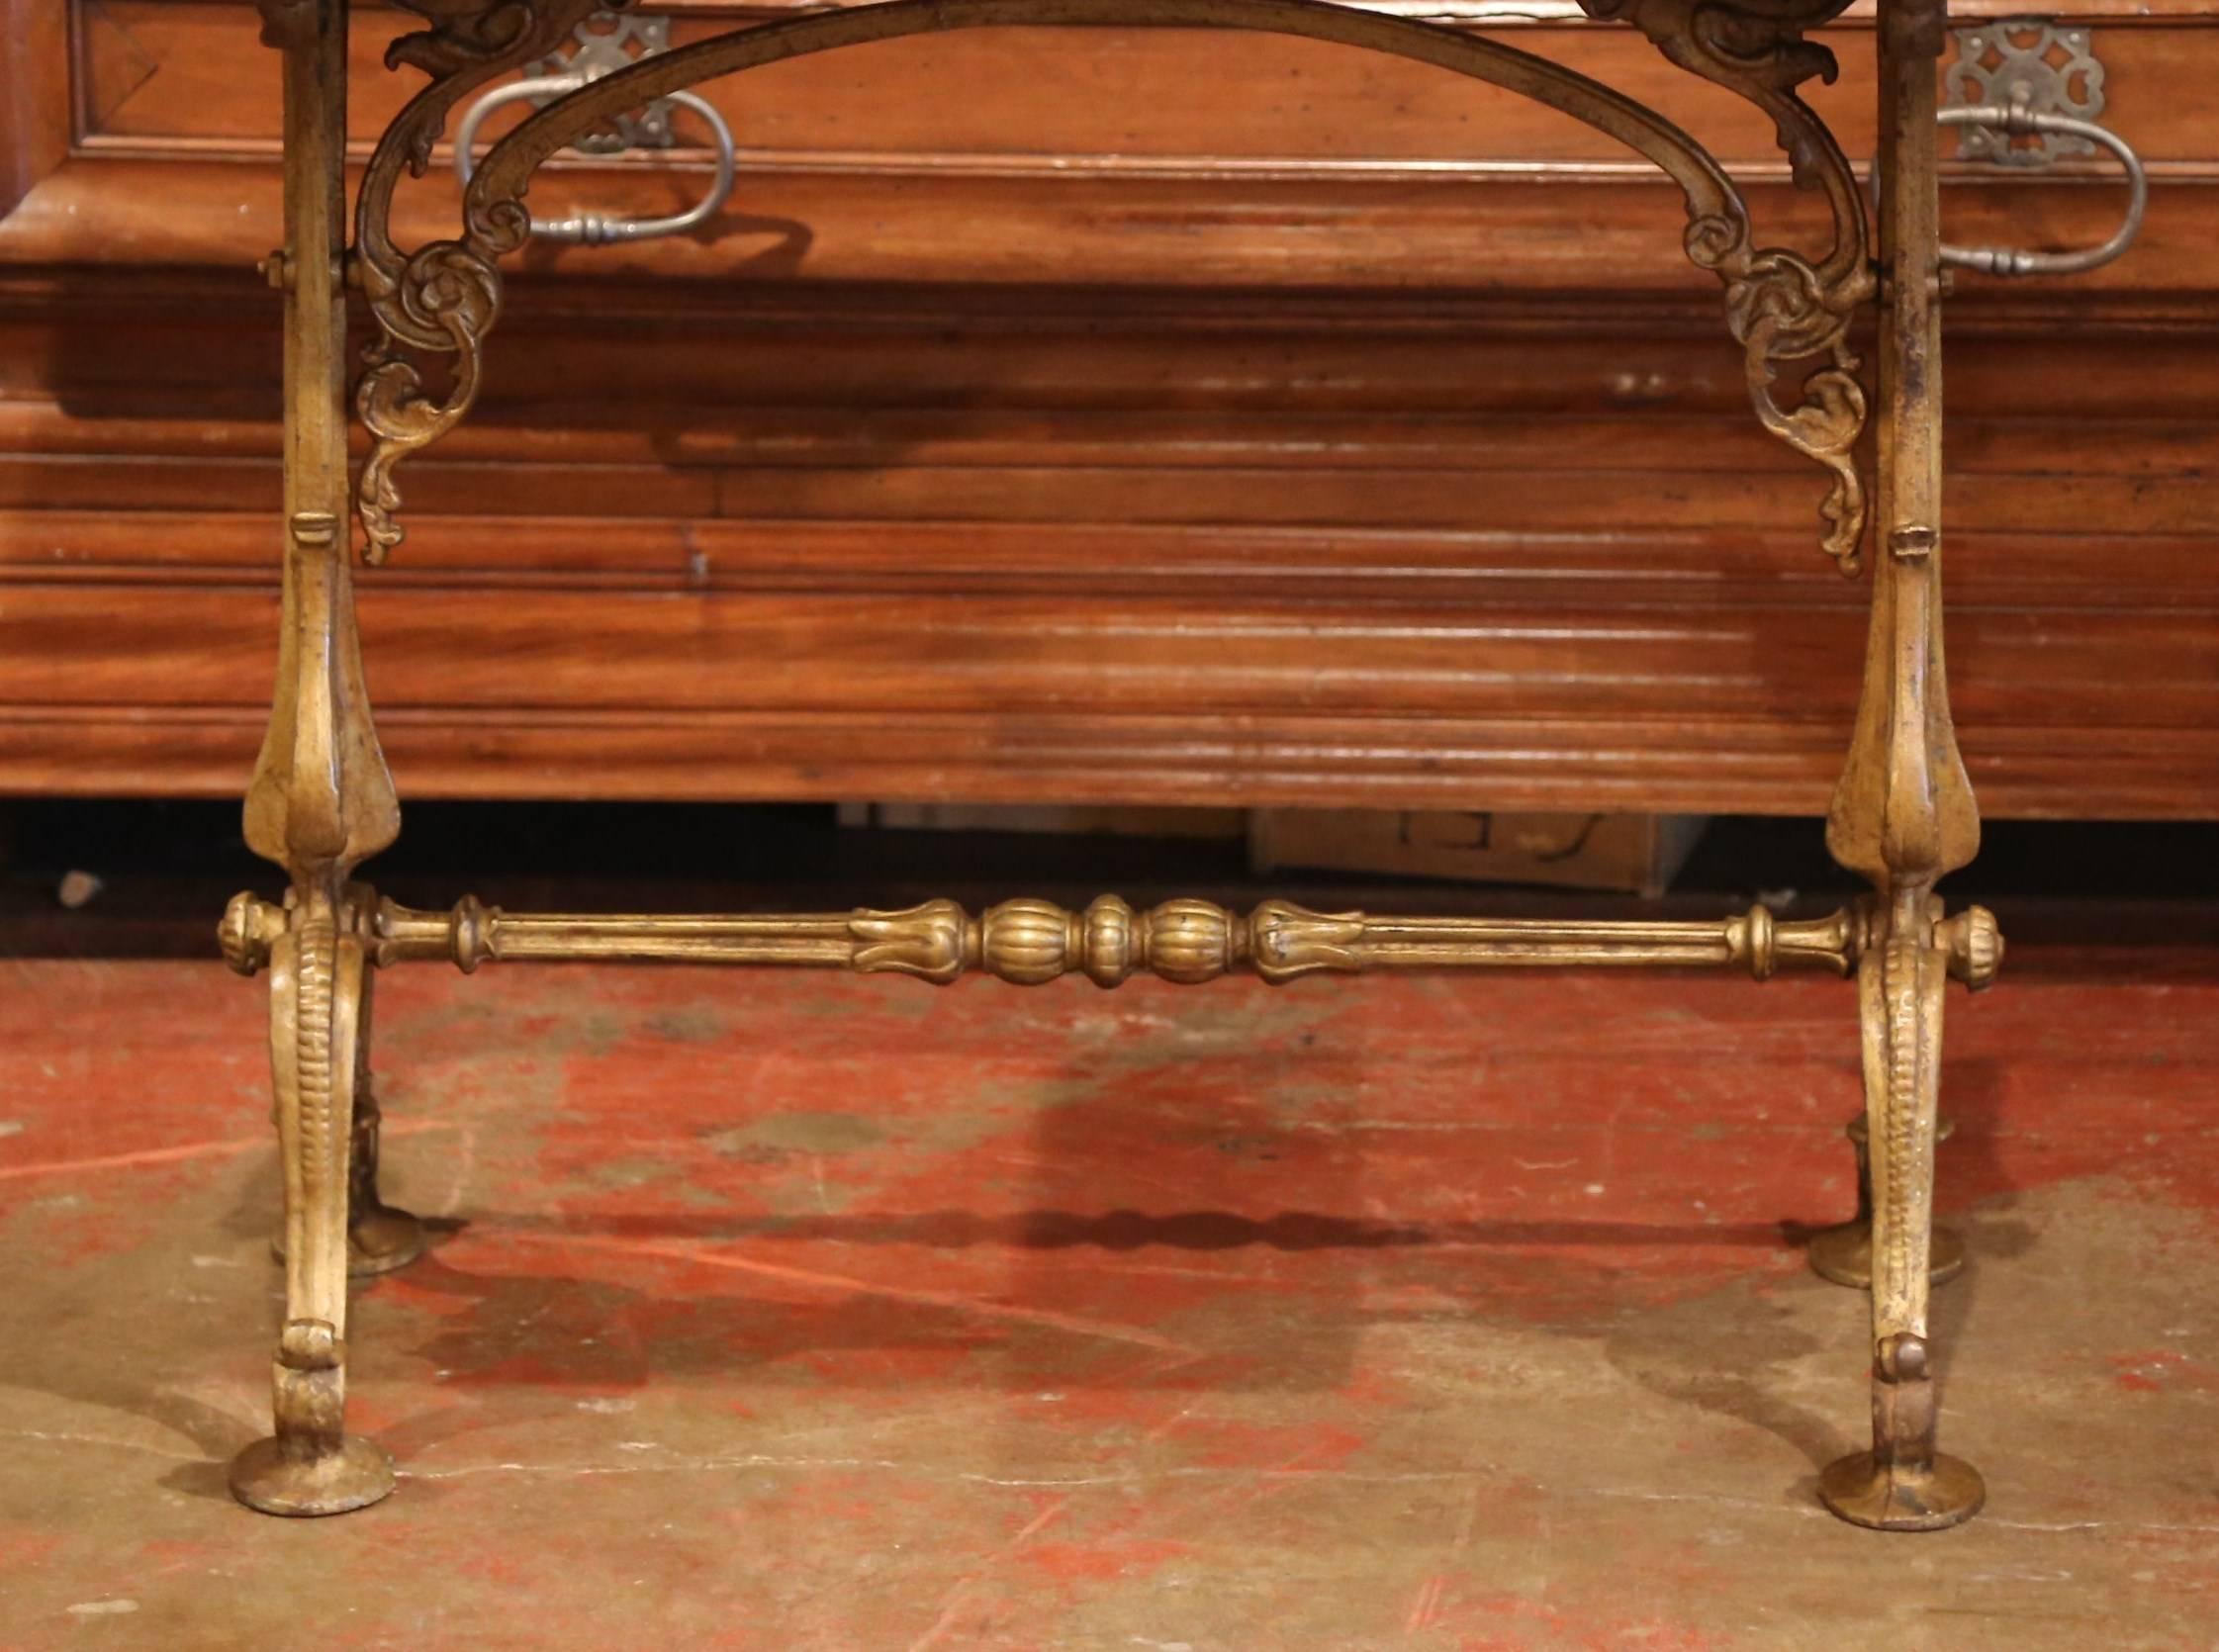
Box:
(2, 0, 2213, 815)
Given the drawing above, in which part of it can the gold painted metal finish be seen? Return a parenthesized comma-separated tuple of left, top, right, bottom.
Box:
(235, 0, 414, 1518)
(1816, 0, 1987, 1533)
(1807, 1113, 1966, 1290)
(224, 891, 1909, 985)
(226, 894, 397, 1515)
(231, 892, 426, 1277)
(236, 0, 1997, 1526)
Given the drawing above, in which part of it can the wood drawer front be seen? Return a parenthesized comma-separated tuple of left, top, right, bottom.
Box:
(72, 1, 2217, 168)
(10, 1, 2207, 299)
(3, 1, 2215, 816)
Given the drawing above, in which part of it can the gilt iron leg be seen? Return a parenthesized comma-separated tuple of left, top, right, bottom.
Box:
(231, 0, 404, 1515)
(1808, 1111, 1965, 1289)
(338, 969, 428, 1275)
(229, 895, 395, 1514)
(1816, 900, 1986, 1527)
(261, 911, 425, 1277)
(1815, 0, 1989, 1529)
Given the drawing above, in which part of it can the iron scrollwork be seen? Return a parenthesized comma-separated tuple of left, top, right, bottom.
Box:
(349, 0, 1876, 571)
(1582, 0, 1874, 572)
(351, 0, 626, 563)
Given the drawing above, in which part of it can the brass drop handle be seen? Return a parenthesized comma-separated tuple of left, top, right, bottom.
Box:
(1936, 102, 2147, 277)
(454, 75, 738, 246)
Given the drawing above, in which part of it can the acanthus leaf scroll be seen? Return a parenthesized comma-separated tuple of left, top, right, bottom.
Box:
(349, 0, 621, 562)
(1583, 0, 1876, 573)
(348, 0, 1878, 572)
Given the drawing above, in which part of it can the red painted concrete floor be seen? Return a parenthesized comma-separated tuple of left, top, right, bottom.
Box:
(2, 948, 2217, 1649)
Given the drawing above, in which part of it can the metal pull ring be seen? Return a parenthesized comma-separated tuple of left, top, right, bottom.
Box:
(454, 76, 737, 246)
(1937, 104, 2147, 277)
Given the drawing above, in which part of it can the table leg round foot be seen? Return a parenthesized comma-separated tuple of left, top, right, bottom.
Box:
(344, 1204, 426, 1276)
(1807, 1222, 1966, 1289)
(1817, 1449, 1985, 1530)
(228, 1433, 395, 1517)
(272, 1203, 426, 1278)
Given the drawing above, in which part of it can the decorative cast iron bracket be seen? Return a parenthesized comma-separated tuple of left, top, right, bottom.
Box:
(345, 0, 1878, 572)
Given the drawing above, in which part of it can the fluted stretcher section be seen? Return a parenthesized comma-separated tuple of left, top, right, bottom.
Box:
(225, 892, 2007, 991)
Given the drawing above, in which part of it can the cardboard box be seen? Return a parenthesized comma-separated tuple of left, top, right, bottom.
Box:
(840, 803, 1246, 840)
(1248, 810, 1707, 897)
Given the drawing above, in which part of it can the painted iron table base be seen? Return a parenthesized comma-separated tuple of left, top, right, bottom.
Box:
(231, 0, 1996, 1528)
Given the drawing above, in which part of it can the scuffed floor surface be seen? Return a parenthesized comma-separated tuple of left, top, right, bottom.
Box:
(2, 952, 2217, 1650)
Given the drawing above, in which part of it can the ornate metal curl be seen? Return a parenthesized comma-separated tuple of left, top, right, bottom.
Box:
(356, 240, 513, 563)
(358, 0, 625, 306)
(351, 0, 1872, 569)
(350, 0, 620, 562)
(1585, 0, 1875, 571)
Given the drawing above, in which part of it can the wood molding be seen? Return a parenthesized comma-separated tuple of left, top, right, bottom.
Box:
(4, 0, 2215, 817)
(5, 702, 2214, 818)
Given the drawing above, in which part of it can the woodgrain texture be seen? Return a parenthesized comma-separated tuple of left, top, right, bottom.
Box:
(2, 0, 2215, 815)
